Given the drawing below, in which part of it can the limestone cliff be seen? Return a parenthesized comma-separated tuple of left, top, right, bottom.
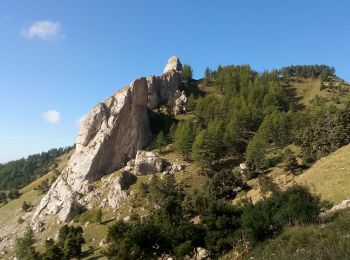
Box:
(31, 56, 182, 229)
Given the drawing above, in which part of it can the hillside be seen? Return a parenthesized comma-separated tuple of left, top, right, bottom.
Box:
(2, 61, 350, 259)
(0, 150, 73, 258)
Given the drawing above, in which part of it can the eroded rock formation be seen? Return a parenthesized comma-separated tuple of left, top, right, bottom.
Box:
(31, 56, 182, 229)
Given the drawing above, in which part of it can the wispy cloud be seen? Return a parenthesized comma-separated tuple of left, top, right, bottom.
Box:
(43, 110, 61, 124)
(21, 20, 64, 40)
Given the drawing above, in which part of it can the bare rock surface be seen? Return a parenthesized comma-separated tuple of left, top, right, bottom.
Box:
(134, 150, 169, 175)
(32, 57, 182, 229)
(104, 170, 137, 208)
(173, 90, 187, 115)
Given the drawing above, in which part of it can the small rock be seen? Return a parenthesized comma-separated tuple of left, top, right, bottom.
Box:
(99, 239, 107, 247)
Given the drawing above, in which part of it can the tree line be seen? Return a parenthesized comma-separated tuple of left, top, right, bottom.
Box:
(0, 146, 73, 202)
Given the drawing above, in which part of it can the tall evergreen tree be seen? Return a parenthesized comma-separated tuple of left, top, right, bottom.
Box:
(155, 131, 167, 153)
(182, 64, 193, 83)
(174, 121, 195, 160)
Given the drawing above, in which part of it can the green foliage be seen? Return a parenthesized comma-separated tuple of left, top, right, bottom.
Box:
(245, 133, 267, 172)
(282, 148, 299, 174)
(209, 169, 246, 200)
(107, 177, 321, 259)
(258, 175, 280, 196)
(8, 189, 20, 199)
(106, 174, 205, 259)
(258, 111, 292, 146)
(182, 64, 193, 82)
(174, 120, 195, 160)
(149, 111, 177, 137)
(22, 201, 33, 212)
(279, 64, 335, 79)
(0, 146, 72, 191)
(58, 225, 85, 259)
(192, 120, 224, 170)
(155, 131, 167, 153)
(42, 239, 63, 260)
(166, 96, 174, 114)
(245, 208, 350, 260)
(300, 104, 350, 160)
(15, 227, 41, 260)
(0, 191, 7, 203)
(241, 185, 320, 243)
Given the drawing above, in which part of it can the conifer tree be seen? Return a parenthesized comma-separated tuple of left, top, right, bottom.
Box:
(15, 227, 41, 260)
(182, 64, 193, 83)
(174, 121, 195, 160)
(155, 131, 167, 153)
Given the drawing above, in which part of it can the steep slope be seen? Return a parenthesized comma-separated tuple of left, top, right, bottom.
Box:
(32, 56, 183, 229)
(295, 143, 350, 204)
(235, 143, 350, 206)
(0, 150, 72, 257)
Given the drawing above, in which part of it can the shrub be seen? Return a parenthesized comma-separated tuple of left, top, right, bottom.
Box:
(209, 169, 246, 200)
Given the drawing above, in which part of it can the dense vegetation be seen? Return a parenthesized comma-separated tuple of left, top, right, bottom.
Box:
(105, 174, 322, 259)
(0, 146, 72, 195)
(167, 64, 350, 177)
(15, 225, 85, 260)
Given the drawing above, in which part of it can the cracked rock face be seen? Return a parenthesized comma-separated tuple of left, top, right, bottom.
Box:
(31, 56, 182, 230)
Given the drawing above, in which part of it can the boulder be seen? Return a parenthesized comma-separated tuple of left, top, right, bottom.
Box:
(134, 150, 169, 175)
(31, 57, 182, 229)
(330, 200, 350, 212)
(106, 170, 137, 208)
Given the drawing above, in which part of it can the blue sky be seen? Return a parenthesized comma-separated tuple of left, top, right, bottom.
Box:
(0, 0, 349, 163)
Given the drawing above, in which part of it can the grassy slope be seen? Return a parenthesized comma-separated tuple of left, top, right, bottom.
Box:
(296, 144, 350, 204)
(242, 209, 350, 260)
(291, 76, 350, 107)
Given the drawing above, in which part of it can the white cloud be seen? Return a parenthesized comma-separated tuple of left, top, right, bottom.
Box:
(43, 110, 61, 124)
(21, 20, 64, 40)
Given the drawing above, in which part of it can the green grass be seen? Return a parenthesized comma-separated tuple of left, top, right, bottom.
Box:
(296, 144, 350, 204)
(242, 209, 350, 260)
(290, 77, 350, 107)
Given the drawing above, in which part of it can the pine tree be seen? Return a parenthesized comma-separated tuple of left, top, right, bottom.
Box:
(42, 239, 63, 260)
(22, 201, 32, 212)
(155, 131, 167, 153)
(246, 133, 267, 172)
(174, 121, 195, 160)
(15, 227, 41, 260)
(283, 148, 299, 174)
(192, 120, 223, 170)
(204, 67, 212, 83)
(182, 64, 193, 83)
(168, 123, 177, 143)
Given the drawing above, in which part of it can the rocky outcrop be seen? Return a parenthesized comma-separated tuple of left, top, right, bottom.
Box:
(147, 56, 182, 110)
(104, 170, 136, 208)
(134, 150, 169, 175)
(173, 90, 187, 115)
(31, 57, 182, 229)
